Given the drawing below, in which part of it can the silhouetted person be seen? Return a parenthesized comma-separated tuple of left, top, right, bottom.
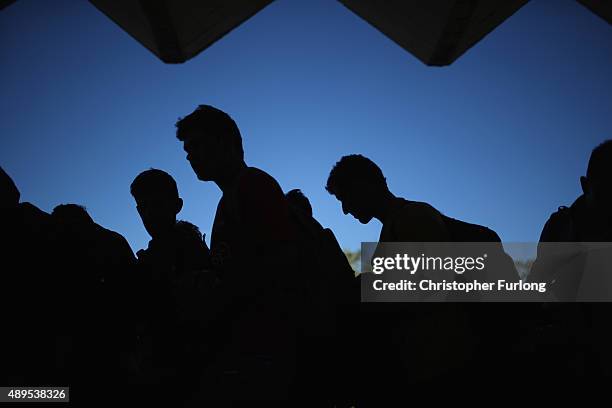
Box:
(531, 140, 612, 297)
(51, 203, 136, 302)
(325, 154, 468, 389)
(0, 165, 19, 213)
(0, 167, 58, 387)
(326, 154, 451, 239)
(530, 139, 612, 382)
(51, 203, 136, 406)
(539, 140, 612, 243)
(286, 187, 356, 308)
(325, 154, 522, 399)
(286, 188, 356, 302)
(176, 105, 303, 406)
(131, 169, 211, 276)
(286, 188, 314, 217)
(285, 188, 357, 407)
(130, 169, 211, 403)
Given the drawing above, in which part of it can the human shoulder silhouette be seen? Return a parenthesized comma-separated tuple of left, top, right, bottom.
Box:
(1, 167, 57, 386)
(174, 105, 302, 406)
(539, 139, 612, 243)
(325, 154, 449, 241)
(530, 139, 612, 382)
(175, 105, 296, 271)
(130, 168, 210, 274)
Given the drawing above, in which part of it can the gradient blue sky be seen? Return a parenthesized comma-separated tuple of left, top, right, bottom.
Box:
(1, 0, 611, 254)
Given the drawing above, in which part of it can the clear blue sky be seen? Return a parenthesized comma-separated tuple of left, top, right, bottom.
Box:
(1, 0, 611, 254)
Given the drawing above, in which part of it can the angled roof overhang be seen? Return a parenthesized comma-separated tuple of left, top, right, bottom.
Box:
(89, 0, 273, 63)
(0, 0, 16, 10)
(577, 0, 612, 25)
(338, 0, 529, 66)
(89, 0, 531, 66)
(2, 1, 609, 65)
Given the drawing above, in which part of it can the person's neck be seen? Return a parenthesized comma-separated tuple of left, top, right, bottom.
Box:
(581, 199, 612, 235)
(216, 161, 247, 194)
(151, 223, 176, 244)
(373, 191, 397, 223)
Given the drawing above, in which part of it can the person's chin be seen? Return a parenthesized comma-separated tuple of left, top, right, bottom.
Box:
(190, 163, 209, 181)
(356, 215, 371, 224)
(195, 170, 212, 181)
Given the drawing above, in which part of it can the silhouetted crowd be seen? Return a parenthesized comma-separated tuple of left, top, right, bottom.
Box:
(1, 105, 611, 406)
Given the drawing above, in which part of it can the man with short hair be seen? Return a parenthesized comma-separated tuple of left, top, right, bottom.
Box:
(131, 169, 183, 241)
(325, 154, 479, 400)
(531, 139, 612, 294)
(176, 105, 300, 406)
(130, 168, 210, 275)
(130, 168, 211, 405)
(530, 139, 612, 381)
(326, 154, 450, 242)
(538, 139, 612, 243)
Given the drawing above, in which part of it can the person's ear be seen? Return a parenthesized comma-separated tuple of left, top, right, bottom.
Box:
(175, 197, 183, 215)
(580, 176, 589, 195)
(362, 181, 380, 199)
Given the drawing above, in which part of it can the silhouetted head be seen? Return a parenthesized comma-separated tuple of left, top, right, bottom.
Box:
(175, 220, 204, 243)
(286, 189, 313, 218)
(581, 139, 612, 218)
(0, 166, 20, 212)
(174, 220, 211, 270)
(176, 105, 244, 182)
(52, 204, 96, 238)
(326, 154, 388, 224)
(131, 169, 183, 239)
(52, 204, 94, 224)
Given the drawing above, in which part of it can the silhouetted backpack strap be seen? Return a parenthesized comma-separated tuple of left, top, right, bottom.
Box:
(440, 214, 501, 243)
(319, 227, 356, 304)
(439, 214, 521, 367)
(440, 214, 519, 296)
(540, 205, 577, 242)
(285, 204, 344, 336)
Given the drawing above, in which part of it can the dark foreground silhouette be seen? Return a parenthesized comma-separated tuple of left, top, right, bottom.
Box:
(528, 139, 612, 381)
(1, 126, 611, 405)
(325, 154, 526, 402)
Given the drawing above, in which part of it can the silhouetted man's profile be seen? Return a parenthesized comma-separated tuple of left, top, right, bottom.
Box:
(325, 155, 474, 395)
(324, 154, 523, 396)
(539, 139, 612, 243)
(131, 169, 210, 275)
(530, 139, 612, 381)
(176, 105, 301, 406)
(326, 154, 451, 242)
(531, 139, 612, 298)
(130, 169, 211, 404)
